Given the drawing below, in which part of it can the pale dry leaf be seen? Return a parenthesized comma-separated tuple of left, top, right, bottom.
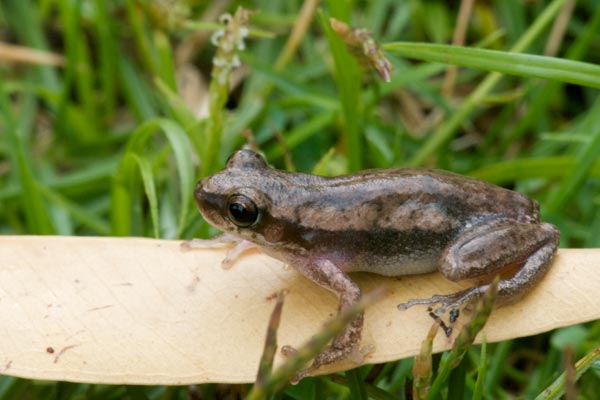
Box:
(0, 236, 598, 384)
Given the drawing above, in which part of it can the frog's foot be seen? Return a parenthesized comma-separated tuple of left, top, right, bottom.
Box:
(284, 343, 372, 384)
(398, 289, 480, 337)
(290, 365, 316, 384)
(181, 235, 258, 269)
(398, 286, 483, 316)
(180, 233, 238, 250)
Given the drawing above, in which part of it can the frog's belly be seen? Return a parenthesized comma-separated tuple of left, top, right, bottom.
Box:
(348, 252, 440, 276)
(322, 229, 450, 277)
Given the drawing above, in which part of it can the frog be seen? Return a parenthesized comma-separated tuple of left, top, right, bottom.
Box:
(186, 149, 559, 378)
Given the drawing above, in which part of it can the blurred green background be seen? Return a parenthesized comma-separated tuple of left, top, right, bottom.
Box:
(1, 0, 599, 398)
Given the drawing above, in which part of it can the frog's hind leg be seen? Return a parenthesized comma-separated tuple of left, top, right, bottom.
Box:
(398, 220, 559, 315)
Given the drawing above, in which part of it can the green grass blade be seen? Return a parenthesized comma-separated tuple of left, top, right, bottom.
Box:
(154, 30, 177, 91)
(111, 153, 140, 237)
(346, 368, 368, 400)
(383, 43, 600, 89)
(535, 347, 600, 400)
(0, 157, 117, 202)
(265, 111, 336, 160)
(57, 0, 99, 142)
(124, 0, 158, 74)
(319, 7, 362, 171)
(447, 355, 467, 400)
(472, 340, 487, 400)
(92, 0, 118, 119)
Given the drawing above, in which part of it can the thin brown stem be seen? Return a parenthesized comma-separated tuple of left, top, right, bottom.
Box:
(442, 0, 475, 97)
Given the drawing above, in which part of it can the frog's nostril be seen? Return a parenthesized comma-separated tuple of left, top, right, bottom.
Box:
(195, 178, 203, 188)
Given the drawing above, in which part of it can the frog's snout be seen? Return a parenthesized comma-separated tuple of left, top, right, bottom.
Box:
(194, 179, 207, 206)
(194, 178, 227, 228)
(193, 179, 213, 215)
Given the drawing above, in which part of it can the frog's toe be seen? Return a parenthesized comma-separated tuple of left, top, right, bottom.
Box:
(281, 344, 298, 357)
(349, 343, 375, 364)
(221, 255, 237, 269)
(430, 288, 485, 315)
(397, 294, 447, 311)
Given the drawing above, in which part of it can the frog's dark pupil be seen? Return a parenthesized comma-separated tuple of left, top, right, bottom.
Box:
(229, 203, 248, 220)
(227, 195, 258, 227)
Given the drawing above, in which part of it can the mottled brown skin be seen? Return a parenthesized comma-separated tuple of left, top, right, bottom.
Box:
(191, 150, 560, 378)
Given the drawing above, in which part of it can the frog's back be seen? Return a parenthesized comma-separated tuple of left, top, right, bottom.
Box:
(267, 168, 539, 276)
(279, 167, 538, 229)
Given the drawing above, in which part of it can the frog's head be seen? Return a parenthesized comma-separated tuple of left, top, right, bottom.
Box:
(195, 150, 279, 243)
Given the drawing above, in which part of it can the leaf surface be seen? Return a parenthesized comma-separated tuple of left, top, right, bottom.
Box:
(0, 236, 596, 384)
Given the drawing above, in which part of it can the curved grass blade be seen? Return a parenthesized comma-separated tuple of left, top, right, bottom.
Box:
(131, 154, 159, 238)
(112, 118, 194, 238)
(412, 321, 440, 399)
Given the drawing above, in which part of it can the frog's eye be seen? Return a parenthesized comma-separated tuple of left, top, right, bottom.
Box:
(226, 194, 259, 227)
(226, 149, 268, 170)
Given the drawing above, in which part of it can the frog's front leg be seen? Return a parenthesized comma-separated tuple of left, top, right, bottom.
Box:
(399, 220, 559, 315)
(286, 258, 363, 377)
(182, 234, 258, 269)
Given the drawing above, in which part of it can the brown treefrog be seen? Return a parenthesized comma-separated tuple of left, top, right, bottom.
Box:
(187, 150, 559, 377)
